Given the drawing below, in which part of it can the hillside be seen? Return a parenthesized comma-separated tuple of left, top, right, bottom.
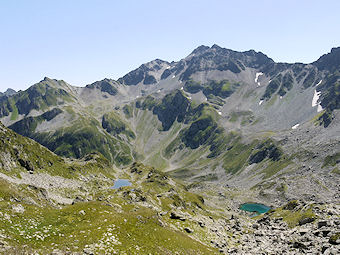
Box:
(0, 122, 224, 254)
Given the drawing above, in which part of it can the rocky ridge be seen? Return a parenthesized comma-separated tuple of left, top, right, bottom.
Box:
(0, 45, 339, 253)
(0, 45, 339, 205)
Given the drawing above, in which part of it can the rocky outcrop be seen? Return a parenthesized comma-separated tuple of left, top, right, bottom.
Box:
(118, 59, 170, 85)
(153, 90, 190, 131)
(85, 79, 118, 96)
(249, 139, 282, 164)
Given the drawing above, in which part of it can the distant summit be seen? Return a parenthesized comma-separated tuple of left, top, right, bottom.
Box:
(0, 88, 16, 97)
(314, 46, 340, 72)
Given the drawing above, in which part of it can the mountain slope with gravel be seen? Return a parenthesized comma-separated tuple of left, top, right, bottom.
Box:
(0, 45, 339, 207)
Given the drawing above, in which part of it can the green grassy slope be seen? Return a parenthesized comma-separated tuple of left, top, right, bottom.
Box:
(0, 123, 222, 254)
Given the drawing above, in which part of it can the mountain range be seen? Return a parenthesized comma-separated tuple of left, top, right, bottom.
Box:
(0, 45, 339, 254)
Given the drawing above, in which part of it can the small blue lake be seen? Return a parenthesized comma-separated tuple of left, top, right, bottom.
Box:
(240, 203, 271, 214)
(111, 179, 131, 189)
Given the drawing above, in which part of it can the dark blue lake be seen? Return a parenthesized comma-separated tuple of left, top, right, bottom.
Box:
(240, 203, 271, 214)
(111, 179, 131, 189)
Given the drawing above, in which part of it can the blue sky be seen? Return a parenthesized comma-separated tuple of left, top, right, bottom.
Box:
(1, 0, 340, 92)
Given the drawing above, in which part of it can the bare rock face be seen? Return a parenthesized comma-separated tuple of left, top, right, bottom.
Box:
(18, 158, 34, 172)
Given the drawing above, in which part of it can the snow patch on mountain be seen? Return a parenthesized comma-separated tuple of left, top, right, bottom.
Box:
(312, 90, 321, 107)
(312, 81, 324, 112)
(255, 72, 263, 86)
(291, 124, 300, 130)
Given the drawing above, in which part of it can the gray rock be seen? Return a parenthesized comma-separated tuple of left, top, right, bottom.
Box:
(51, 249, 64, 255)
(299, 217, 315, 225)
(184, 227, 193, 233)
(83, 248, 94, 254)
(252, 223, 259, 229)
(292, 241, 306, 249)
(298, 228, 309, 236)
(11, 204, 25, 213)
(169, 211, 186, 221)
(318, 221, 328, 228)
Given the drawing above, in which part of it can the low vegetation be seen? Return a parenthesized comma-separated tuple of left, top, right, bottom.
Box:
(270, 201, 316, 228)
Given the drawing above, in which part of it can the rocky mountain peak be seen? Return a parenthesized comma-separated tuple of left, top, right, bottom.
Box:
(188, 44, 232, 57)
(188, 44, 272, 62)
(190, 45, 211, 55)
(85, 79, 119, 96)
(314, 46, 340, 72)
(211, 44, 222, 49)
(38, 77, 65, 89)
(118, 58, 170, 86)
(145, 58, 170, 67)
(330, 46, 340, 55)
(43, 76, 52, 81)
(1, 88, 17, 97)
(178, 45, 274, 81)
(6, 88, 16, 94)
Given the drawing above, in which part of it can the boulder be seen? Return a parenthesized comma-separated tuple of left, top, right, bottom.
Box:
(329, 233, 340, 245)
(318, 221, 328, 228)
(184, 227, 193, 233)
(299, 217, 315, 225)
(170, 211, 186, 221)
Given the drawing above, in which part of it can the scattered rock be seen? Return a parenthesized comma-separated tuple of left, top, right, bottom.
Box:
(322, 245, 330, 253)
(72, 196, 86, 204)
(299, 217, 315, 225)
(184, 227, 193, 233)
(329, 233, 340, 245)
(318, 221, 328, 228)
(298, 228, 309, 236)
(12, 204, 25, 213)
(252, 223, 259, 229)
(170, 211, 186, 221)
(51, 249, 64, 255)
(18, 158, 34, 172)
(322, 228, 332, 237)
(283, 200, 299, 210)
(292, 241, 306, 249)
(197, 221, 205, 228)
(83, 247, 94, 254)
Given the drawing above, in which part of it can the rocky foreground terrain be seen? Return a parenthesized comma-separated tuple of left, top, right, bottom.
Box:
(229, 202, 340, 254)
